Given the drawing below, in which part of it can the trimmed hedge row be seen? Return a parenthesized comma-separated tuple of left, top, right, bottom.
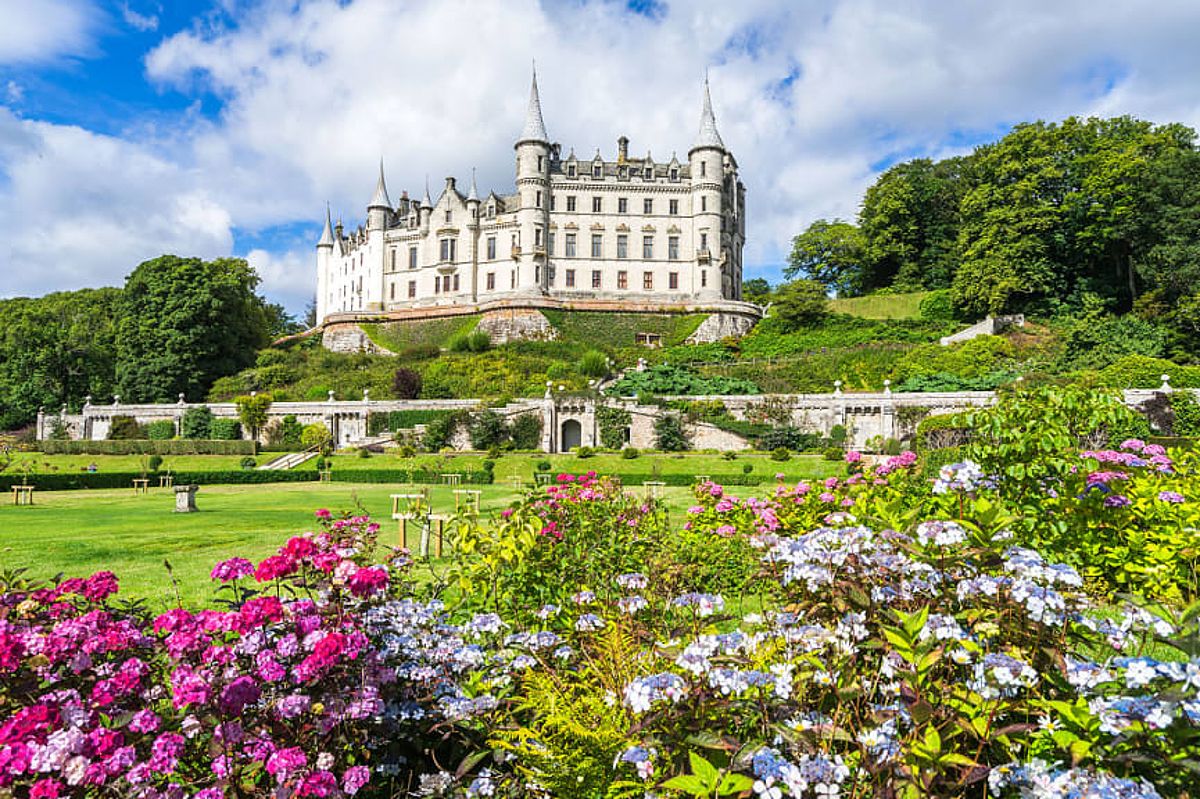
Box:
(0, 468, 494, 492)
(39, 440, 256, 456)
(608, 473, 770, 487)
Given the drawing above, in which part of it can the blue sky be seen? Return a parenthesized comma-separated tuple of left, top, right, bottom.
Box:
(2, 0, 1199, 316)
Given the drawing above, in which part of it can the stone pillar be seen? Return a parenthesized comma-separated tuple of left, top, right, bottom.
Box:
(174, 485, 199, 513)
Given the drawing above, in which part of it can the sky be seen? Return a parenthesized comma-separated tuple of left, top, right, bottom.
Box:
(2, 0, 1200, 317)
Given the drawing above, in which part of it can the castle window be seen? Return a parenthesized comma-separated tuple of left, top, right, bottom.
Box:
(670, 168, 679, 181)
(390, 283, 395, 300)
(643, 198, 653, 214)
(565, 233, 577, 257)
(592, 270, 601, 288)
(616, 234, 628, 259)
(617, 270, 628, 289)
(453, 274, 460, 291)
(618, 197, 628, 214)
(567, 196, 576, 212)
(566, 269, 575, 288)
(568, 163, 577, 178)
(487, 204, 495, 219)
(669, 199, 679, 215)
(547, 266, 555, 286)
(550, 195, 556, 211)
(643, 272, 653, 290)
(643, 235, 653, 259)
(511, 271, 516, 289)
(486, 272, 495, 290)
(592, 234, 604, 258)
(537, 155, 544, 171)
(645, 166, 654, 179)
(669, 272, 679, 289)
(592, 196, 601, 213)
(535, 265, 540, 283)
(389, 249, 397, 271)
(408, 281, 416, 298)
(535, 227, 543, 247)
(440, 238, 457, 262)
(593, 162, 602, 178)
(700, 161, 706, 177)
(701, 196, 707, 212)
(487, 236, 496, 260)
(668, 236, 679, 260)
(536, 191, 542, 208)
(701, 270, 707, 287)
(619, 166, 628, 180)
(409, 247, 417, 268)
(548, 232, 555, 255)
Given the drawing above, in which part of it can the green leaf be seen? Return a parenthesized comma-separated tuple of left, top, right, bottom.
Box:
(688, 751, 720, 788)
(663, 775, 710, 796)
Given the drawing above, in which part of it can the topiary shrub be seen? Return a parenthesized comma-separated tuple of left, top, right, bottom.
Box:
(145, 420, 176, 441)
(466, 330, 491, 353)
(536, 460, 552, 472)
(742, 463, 753, 474)
(468, 411, 508, 450)
(828, 424, 848, 447)
(771, 447, 791, 461)
(107, 415, 145, 440)
(356, 447, 371, 459)
(239, 456, 257, 470)
(823, 446, 844, 461)
(300, 422, 332, 453)
(574, 446, 595, 459)
(147, 454, 163, 473)
(210, 418, 243, 441)
(621, 447, 639, 459)
(722, 450, 737, 461)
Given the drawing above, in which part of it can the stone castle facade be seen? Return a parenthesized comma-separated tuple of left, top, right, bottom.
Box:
(315, 72, 746, 324)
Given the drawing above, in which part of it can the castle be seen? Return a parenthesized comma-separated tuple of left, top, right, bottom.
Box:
(315, 71, 748, 326)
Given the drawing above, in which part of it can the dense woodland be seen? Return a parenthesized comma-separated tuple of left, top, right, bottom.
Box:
(788, 116, 1200, 355)
(2, 115, 1198, 433)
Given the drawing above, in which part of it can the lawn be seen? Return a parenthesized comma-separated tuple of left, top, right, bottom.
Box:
(828, 290, 929, 319)
(7, 452, 273, 474)
(0, 478, 728, 609)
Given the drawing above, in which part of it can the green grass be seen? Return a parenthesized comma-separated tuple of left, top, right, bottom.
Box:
(540, 311, 708, 348)
(8, 453, 272, 473)
(829, 291, 930, 319)
(360, 315, 481, 353)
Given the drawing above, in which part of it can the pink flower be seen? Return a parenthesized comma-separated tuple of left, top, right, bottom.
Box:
(266, 747, 308, 784)
(343, 766, 371, 795)
(210, 558, 254, 582)
(82, 571, 119, 602)
(315, 508, 332, 519)
(298, 770, 339, 797)
(254, 555, 297, 582)
(347, 566, 389, 598)
(170, 666, 211, 709)
(774, 472, 785, 481)
(128, 710, 160, 734)
(30, 779, 63, 798)
(845, 451, 863, 463)
(219, 676, 262, 715)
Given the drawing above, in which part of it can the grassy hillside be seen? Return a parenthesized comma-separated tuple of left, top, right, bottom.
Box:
(828, 291, 930, 319)
(360, 315, 481, 352)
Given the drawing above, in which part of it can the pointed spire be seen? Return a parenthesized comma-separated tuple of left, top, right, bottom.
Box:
(317, 203, 334, 247)
(467, 167, 479, 202)
(422, 175, 432, 207)
(369, 159, 391, 209)
(691, 74, 725, 152)
(518, 63, 549, 144)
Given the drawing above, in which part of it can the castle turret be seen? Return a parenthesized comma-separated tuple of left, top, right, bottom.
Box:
(315, 204, 334, 323)
(420, 178, 432, 234)
(689, 76, 725, 301)
(367, 160, 391, 232)
(515, 66, 551, 294)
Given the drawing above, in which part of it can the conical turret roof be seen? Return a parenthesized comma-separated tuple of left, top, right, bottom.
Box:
(518, 66, 549, 144)
(317, 204, 334, 247)
(467, 168, 479, 202)
(368, 160, 391, 209)
(691, 75, 725, 152)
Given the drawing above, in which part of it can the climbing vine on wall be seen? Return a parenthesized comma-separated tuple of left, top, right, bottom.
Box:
(596, 405, 632, 449)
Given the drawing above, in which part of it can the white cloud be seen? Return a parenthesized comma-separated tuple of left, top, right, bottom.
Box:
(0, 0, 97, 64)
(5, 0, 1200, 311)
(120, 2, 159, 32)
(4, 81, 21, 103)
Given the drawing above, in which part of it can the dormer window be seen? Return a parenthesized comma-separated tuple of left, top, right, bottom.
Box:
(670, 168, 679, 182)
(568, 163, 577, 178)
(619, 166, 628, 180)
(592, 162, 602, 178)
(487, 204, 495, 219)
(645, 166, 653, 180)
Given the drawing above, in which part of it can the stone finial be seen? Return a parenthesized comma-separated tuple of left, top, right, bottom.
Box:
(327, 390, 336, 403)
(545, 380, 553, 399)
(1161, 374, 1173, 392)
(113, 395, 120, 405)
(178, 393, 186, 404)
(84, 395, 92, 408)
(363, 388, 370, 402)
(833, 380, 843, 397)
(883, 379, 891, 396)
(557, 384, 565, 393)
(61, 404, 68, 415)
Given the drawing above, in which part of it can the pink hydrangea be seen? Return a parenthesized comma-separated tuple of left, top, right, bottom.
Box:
(845, 451, 863, 463)
(347, 567, 389, 598)
(210, 558, 254, 582)
(342, 766, 371, 795)
(266, 747, 307, 784)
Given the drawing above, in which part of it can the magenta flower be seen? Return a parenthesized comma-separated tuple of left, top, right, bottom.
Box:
(218, 676, 262, 715)
(343, 766, 371, 795)
(210, 558, 254, 582)
(845, 451, 863, 463)
(315, 508, 332, 519)
(266, 747, 308, 784)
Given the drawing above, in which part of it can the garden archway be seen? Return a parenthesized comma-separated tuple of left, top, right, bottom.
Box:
(560, 418, 582, 452)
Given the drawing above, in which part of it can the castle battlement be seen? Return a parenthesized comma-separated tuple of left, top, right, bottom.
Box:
(315, 71, 746, 325)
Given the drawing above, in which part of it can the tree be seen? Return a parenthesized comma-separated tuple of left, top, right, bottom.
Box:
(235, 393, 273, 441)
(115, 256, 272, 403)
(262, 302, 302, 341)
(771, 280, 830, 330)
(653, 414, 690, 452)
(180, 406, 213, 439)
(786, 219, 866, 296)
(304, 297, 318, 329)
(392, 368, 422, 399)
(858, 157, 968, 292)
(742, 278, 772, 303)
(301, 422, 333, 453)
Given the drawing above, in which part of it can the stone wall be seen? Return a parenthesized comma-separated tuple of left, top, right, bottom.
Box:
(322, 323, 392, 355)
(477, 308, 558, 344)
(686, 310, 760, 344)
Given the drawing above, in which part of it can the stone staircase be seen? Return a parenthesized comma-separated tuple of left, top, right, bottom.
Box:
(258, 450, 321, 471)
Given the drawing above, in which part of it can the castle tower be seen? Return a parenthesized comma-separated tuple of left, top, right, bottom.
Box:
(515, 66, 551, 294)
(367, 160, 391, 231)
(467, 168, 481, 301)
(689, 76, 725, 302)
(364, 160, 391, 311)
(315, 204, 334, 323)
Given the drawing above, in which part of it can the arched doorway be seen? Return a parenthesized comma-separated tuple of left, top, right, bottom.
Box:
(561, 418, 582, 452)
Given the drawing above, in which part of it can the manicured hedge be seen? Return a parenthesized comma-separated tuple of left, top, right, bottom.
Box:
(0, 471, 316, 492)
(329, 469, 494, 485)
(39, 440, 256, 456)
(368, 409, 455, 436)
(609, 473, 769, 487)
(915, 413, 972, 451)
